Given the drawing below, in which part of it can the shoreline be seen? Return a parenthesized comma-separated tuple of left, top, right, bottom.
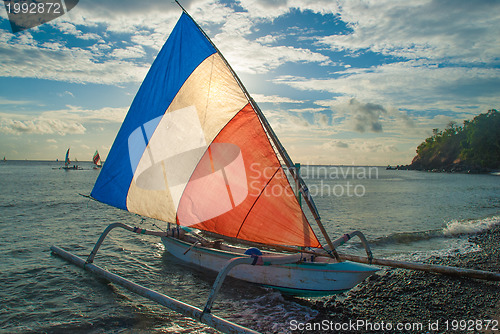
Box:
(387, 163, 498, 174)
(294, 226, 500, 333)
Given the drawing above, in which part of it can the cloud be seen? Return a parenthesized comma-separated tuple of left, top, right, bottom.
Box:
(0, 0, 332, 84)
(0, 97, 34, 105)
(317, 0, 500, 64)
(315, 113, 330, 128)
(288, 107, 327, 113)
(213, 32, 331, 74)
(315, 98, 387, 133)
(110, 45, 146, 59)
(0, 118, 86, 135)
(41, 105, 128, 124)
(53, 22, 102, 40)
(347, 99, 386, 133)
(235, 0, 341, 18)
(0, 106, 126, 136)
(356, 141, 399, 153)
(253, 94, 303, 104)
(274, 63, 500, 115)
(61, 0, 180, 34)
(0, 33, 150, 84)
(58, 91, 74, 98)
(334, 141, 349, 148)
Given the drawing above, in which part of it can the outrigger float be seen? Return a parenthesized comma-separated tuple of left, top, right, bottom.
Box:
(51, 2, 500, 334)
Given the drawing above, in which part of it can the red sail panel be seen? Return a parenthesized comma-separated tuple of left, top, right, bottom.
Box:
(177, 103, 321, 247)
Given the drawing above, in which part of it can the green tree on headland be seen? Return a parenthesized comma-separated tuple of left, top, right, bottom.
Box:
(411, 109, 500, 171)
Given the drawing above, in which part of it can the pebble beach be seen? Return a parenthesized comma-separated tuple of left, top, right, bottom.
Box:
(296, 226, 500, 333)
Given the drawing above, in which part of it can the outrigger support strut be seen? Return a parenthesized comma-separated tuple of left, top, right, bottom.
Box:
(86, 222, 168, 264)
(202, 253, 302, 315)
(331, 230, 373, 264)
(51, 223, 261, 334)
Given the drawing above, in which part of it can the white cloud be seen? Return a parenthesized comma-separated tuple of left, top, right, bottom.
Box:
(110, 45, 146, 59)
(288, 107, 327, 113)
(235, 0, 341, 18)
(53, 21, 101, 40)
(0, 36, 149, 84)
(317, 0, 500, 64)
(0, 97, 34, 105)
(273, 63, 500, 114)
(253, 94, 303, 104)
(58, 91, 74, 98)
(213, 29, 331, 75)
(0, 118, 86, 135)
(0, 106, 126, 136)
(1, 0, 332, 84)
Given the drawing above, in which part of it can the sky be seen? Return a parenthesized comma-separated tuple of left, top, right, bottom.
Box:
(0, 0, 499, 165)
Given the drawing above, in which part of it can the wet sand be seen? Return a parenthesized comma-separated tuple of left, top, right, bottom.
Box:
(294, 226, 500, 333)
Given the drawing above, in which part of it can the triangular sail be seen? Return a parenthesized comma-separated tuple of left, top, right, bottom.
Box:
(91, 13, 321, 248)
(93, 150, 101, 166)
(65, 149, 70, 166)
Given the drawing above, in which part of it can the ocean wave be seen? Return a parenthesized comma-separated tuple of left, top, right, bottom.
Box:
(443, 216, 500, 236)
(370, 229, 443, 246)
(370, 216, 500, 246)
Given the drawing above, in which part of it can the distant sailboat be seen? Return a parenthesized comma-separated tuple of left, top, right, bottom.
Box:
(92, 150, 102, 169)
(66, 149, 70, 165)
(60, 148, 81, 170)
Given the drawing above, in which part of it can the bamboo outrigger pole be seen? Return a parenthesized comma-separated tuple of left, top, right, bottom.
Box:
(51, 245, 260, 334)
(174, 0, 341, 261)
(266, 243, 500, 282)
(340, 253, 500, 281)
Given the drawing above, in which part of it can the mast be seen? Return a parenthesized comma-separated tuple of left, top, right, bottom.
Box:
(174, 1, 340, 260)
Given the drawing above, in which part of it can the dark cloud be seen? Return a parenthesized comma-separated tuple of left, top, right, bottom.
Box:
(348, 98, 386, 133)
(335, 141, 349, 148)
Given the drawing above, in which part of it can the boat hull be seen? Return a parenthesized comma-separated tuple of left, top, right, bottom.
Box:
(162, 236, 377, 297)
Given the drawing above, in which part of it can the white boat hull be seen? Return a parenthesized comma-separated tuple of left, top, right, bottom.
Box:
(162, 236, 378, 297)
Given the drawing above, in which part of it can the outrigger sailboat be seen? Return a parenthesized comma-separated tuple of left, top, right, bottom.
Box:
(92, 150, 102, 169)
(86, 7, 377, 296)
(59, 148, 81, 170)
(51, 3, 500, 333)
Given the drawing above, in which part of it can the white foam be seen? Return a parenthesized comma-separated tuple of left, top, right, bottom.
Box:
(443, 216, 500, 236)
(225, 290, 318, 334)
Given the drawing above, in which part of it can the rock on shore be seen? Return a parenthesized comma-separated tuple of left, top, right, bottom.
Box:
(297, 226, 500, 333)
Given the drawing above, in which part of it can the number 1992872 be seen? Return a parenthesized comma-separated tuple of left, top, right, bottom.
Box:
(5, 1, 62, 14)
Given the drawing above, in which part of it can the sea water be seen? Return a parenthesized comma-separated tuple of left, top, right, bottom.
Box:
(0, 161, 498, 333)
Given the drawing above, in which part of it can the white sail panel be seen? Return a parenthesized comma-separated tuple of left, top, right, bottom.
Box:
(125, 53, 248, 222)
